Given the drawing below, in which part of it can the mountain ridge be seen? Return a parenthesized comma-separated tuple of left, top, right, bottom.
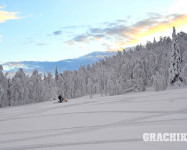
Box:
(2, 51, 116, 75)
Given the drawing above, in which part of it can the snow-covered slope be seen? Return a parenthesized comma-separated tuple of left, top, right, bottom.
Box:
(0, 87, 187, 150)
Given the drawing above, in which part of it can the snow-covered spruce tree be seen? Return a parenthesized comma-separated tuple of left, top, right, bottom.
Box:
(28, 70, 47, 103)
(182, 63, 187, 85)
(56, 73, 65, 97)
(0, 65, 9, 107)
(55, 66, 58, 81)
(169, 27, 184, 87)
(78, 66, 87, 96)
(87, 78, 93, 98)
(44, 72, 58, 100)
(10, 68, 29, 106)
(133, 58, 146, 91)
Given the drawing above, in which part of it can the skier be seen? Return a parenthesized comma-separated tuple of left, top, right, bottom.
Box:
(58, 95, 68, 103)
(58, 95, 64, 103)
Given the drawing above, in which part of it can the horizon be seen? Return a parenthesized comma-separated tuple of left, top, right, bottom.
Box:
(1, 50, 115, 64)
(0, 0, 187, 63)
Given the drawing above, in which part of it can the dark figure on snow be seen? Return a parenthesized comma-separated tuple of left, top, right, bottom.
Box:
(58, 95, 68, 103)
(58, 95, 64, 103)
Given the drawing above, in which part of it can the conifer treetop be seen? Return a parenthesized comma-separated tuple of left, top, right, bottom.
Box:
(172, 26, 176, 39)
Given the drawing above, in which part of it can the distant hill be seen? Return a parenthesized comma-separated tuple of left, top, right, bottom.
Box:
(2, 51, 116, 75)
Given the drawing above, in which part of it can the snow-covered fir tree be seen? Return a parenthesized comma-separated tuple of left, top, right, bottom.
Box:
(10, 68, 29, 106)
(28, 70, 47, 103)
(0, 65, 9, 107)
(182, 63, 187, 85)
(169, 27, 184, 87)
(55, 66, 59, 81)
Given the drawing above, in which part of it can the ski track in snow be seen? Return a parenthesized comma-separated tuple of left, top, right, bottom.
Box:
(1, 107, 187, 144)
(0, 88, 187, 150)
(0, 138, 142, 150)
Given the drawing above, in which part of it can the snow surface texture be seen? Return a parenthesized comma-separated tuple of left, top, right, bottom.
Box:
(0, 87, 187, 150)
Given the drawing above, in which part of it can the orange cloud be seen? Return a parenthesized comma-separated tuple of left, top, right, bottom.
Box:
(68, 13, 187, 52)
(0, 7, 20, 23)
(126, 14, 187, 45)
(108, 14, 187, 51)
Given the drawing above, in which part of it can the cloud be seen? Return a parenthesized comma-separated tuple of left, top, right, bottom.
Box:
(66, 41, 74, 45)
(67, 13, 187, 51)
(133, 18, 157, 29)
(0, 6, 21, 23)
(0, 5, 21, 43)
(73, 34, 91, 42)
(2, 62, 31, 71)
(0, 5, 6, 9)
(24, 38, 47, 46)
(37, 42, 47, 46)
(116, 19, 127, 23)
(53, 30, 62, 35)
(147, 12, 162, 18)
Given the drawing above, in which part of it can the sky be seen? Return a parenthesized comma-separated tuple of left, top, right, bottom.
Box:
(0, 0, 187, 63)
